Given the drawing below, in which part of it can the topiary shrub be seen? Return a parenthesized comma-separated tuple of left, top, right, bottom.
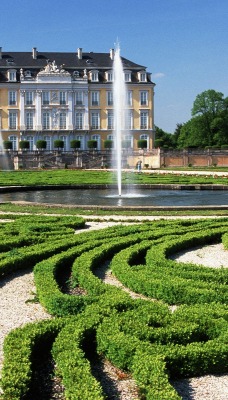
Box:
(87, 140, 97, 149)
(137, 139, 147, 149)
(36, 140, 47, 150)
(19, 140, 30, 150)
(54, 140, 64, 150)
(3, 140, 13, 150)
(70, 140, 81, 150)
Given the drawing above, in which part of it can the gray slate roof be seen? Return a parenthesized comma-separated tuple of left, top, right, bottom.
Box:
(0, 51, 146, 70)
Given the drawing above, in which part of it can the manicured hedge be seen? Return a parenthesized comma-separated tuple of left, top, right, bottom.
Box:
(0, 217, 227, 399)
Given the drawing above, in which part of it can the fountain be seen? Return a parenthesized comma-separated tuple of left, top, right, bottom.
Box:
(113, 43, 127, 197)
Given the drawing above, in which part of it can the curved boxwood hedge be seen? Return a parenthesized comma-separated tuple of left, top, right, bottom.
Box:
(0, 216, 227, 399)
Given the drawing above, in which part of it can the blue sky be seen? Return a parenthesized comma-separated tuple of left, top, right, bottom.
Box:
(1, 0, 227, 133)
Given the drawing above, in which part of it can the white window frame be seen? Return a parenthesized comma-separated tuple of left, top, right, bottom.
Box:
(9, 111, 17, 129)
(60, 92, 67, 105)
(26, 112, 34, 129)
(8, 70, 17, 82)
(125, 110, 133, 130)
(43, 112, 50, 129)
(91, 91, 100, 106)
(75, 91, 83, 106)
(106, 71, 113, 82)
(9, 135, 17, 150)
(42, 91, 50, 105)
(75, 112, 84, 129)
(107, 91, 113, 106)
(25, 91, 33, 105)
(140, 91, 148, 106)
(126, 90, 132, 106)
(124, 70, 131, 82)
(59, 112, 66, 129)
(91, 111, 100, 129)
(91, 134, 100, 149)
(9, 91, 17, 106)
(44, 136, 51, 151)
(26, 136, 34, 150)
(138, 72, 147, 82)
(107, 110, 114, 129)
(140, 111, 149, 129)
(90, 70, 99, 82)
(60, 135, 67, 150)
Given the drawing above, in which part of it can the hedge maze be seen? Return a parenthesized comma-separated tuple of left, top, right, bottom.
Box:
(0, 215, 227, 399)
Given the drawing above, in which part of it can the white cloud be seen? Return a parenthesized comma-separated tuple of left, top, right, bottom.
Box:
(153, 72, 165, 79)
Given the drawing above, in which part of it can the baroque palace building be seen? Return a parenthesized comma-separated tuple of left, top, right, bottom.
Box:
(0, 47, 155, 152)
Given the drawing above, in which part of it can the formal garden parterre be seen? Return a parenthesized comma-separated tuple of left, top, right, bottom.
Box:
(0, 213, 227, 399)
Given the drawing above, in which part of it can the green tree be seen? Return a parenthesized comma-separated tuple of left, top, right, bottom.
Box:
(177, 117, 208, 149)
(154, 126, 173, 148)
(191, 90, 226, 145)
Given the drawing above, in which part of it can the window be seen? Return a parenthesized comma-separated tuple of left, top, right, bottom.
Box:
(9, 135, 17, 150)
(140, 134, 148, 147)
(92, 134, 100, 149)
(75, 91, 83, 105)
(26, 136, 34, 150)
(91, 111, 100, 129)
(25, 91, 33, 105)
(140, 111, 148, 129)
(42, 92, 50, 105)
(124, 71, 131, 82)
(126, 91, 132, 106)
(139, 72, 147, 82)
(76, 135, 83, 149)
(60, 136, 67, 150)
(123, 134, 132, 148)
(75, 112, 84, 129)
(107, 110, 114, 129)
(106, 71, 113, 82)
(9, 91, 17, 105)
(140, 91, 148, 106)
(59, 112, 66, 129)
(107, 91, 113, 106)
(26, 112, 33, 129)
(43, 112, 50, 129)
(8, 70, 16, 81)
(44, 136, 51, 151)
(91, 91, 99, 106)
(90, 70, 99, 82)
(60, 92, 66, 105)
(9, 112, 17, 129)
(125, 110, 133, 130)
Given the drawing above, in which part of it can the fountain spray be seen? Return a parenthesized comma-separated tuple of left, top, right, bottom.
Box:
(113, 43, 126, 197)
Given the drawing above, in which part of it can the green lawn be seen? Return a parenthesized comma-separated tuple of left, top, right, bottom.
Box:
(0, 169, 227, 186)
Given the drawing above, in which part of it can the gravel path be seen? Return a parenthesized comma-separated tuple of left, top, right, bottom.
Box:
(0, 219, 227, 399)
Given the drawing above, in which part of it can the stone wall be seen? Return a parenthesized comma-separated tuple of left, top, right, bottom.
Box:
(1, 149, 228, 170)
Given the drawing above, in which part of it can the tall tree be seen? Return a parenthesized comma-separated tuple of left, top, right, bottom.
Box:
(191, 90, 226, 145)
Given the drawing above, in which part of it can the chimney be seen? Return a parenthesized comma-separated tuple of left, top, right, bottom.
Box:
(77, 48, 82, 59)
(32, 47, 37, 59)
(0, 47, 2, 59)
(110, 48, 115, 60)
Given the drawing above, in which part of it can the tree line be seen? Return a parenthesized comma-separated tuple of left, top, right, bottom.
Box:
(155, 90, 228, 149)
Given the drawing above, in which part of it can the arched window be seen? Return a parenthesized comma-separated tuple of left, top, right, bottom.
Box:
(92, 134, 100, 150)
(9, 135, 18, 150)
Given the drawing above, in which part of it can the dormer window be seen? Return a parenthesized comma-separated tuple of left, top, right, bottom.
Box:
(124, 70, 131, 82)
(138, 71, 147, 82)
(8, 69, 17, 82)
(90, 70, 99, 82)
(105, 71, 113, 82)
